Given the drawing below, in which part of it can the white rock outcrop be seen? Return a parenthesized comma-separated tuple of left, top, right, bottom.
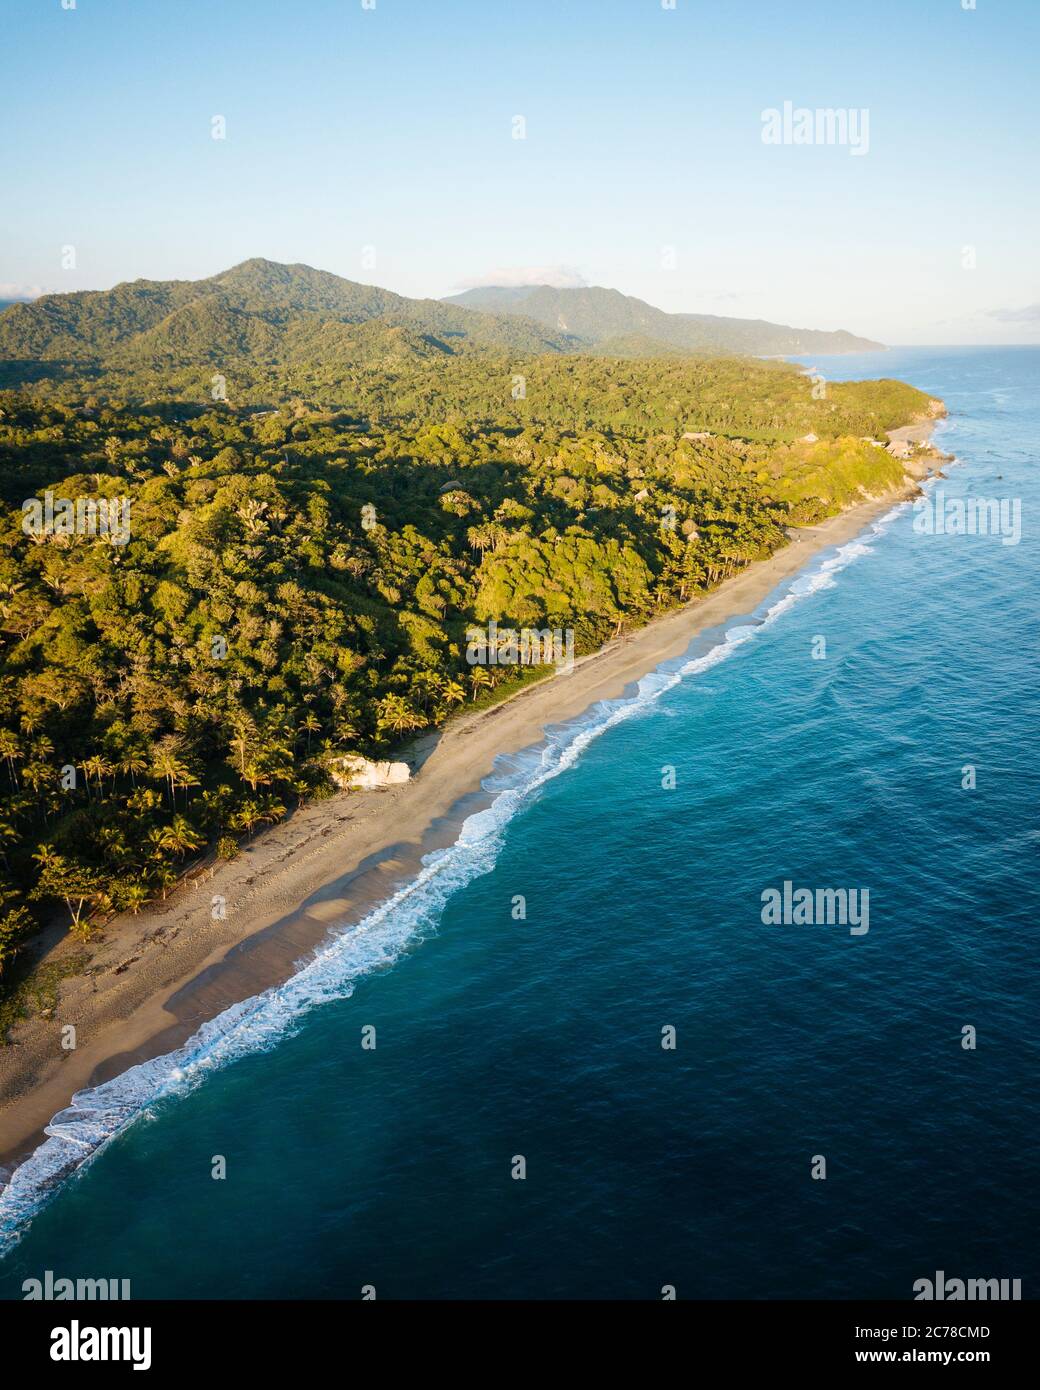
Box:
(329, 755, 411, 790)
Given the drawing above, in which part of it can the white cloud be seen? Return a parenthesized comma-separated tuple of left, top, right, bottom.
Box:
(455, 265, 588, 291)
(988, 303, 1040, 323)
(0, 283, 45, 300)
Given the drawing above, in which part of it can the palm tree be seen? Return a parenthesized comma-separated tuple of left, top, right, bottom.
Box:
(229, 717, 262, 782)
(32, 843, 60, 873)
(376, 694, 425, 737)
(153, 865, 179, 901)
(332, 715, 359, 746)
(96, 826, 131, 866)
(31, 854, 102, 934)
(82, 754, 112, 800)
(0, 817, 18, 869)
(150, 738, 195, 808)
(144, 825, 169, 864)
(467, 522, 506, 556)
(257, 795, 287, 827)
(22, 762, 52, 817)
(238, 757, 273, 792)
(0, 729, 21, 789)
(119, 748, 149, 787)
(123, 882, 152, 915)
(159, 815, 204, 860)
(468, 667, 493, 701)
(231, 801, 264, 839)
(172, 763, 201, 806)
(411, 670, 441, 712)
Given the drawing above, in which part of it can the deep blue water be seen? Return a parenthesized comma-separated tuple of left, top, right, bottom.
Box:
(1, 347, 1038, 1299)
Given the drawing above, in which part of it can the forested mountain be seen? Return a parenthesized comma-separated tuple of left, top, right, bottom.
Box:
(0, 261, 880, 382)
(445, 284, 884, 355)
(0, 260, 579, 370)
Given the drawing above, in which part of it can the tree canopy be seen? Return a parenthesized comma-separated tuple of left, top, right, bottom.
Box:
(0, 350, 929, 987)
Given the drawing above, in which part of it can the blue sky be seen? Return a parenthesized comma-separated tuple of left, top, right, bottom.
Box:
(2, 0, 1038, 343)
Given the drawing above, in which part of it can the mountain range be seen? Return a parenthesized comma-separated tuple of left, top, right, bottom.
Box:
(0, 259, 882, 375)
(445, 284, 882, 355)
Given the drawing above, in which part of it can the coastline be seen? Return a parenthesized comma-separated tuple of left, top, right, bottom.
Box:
(0, 417, 945, 1182)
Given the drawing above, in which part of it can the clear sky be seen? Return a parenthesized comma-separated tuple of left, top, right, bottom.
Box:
(2, 0, 1038, 344)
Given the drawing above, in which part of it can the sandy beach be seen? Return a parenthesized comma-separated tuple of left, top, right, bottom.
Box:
(0, 416, 945, 1179)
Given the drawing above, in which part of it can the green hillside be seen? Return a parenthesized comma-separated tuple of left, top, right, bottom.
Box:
(0, 259, 579, 372)
(0, 260, 881, 382)
(445, 284, 884, 355)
